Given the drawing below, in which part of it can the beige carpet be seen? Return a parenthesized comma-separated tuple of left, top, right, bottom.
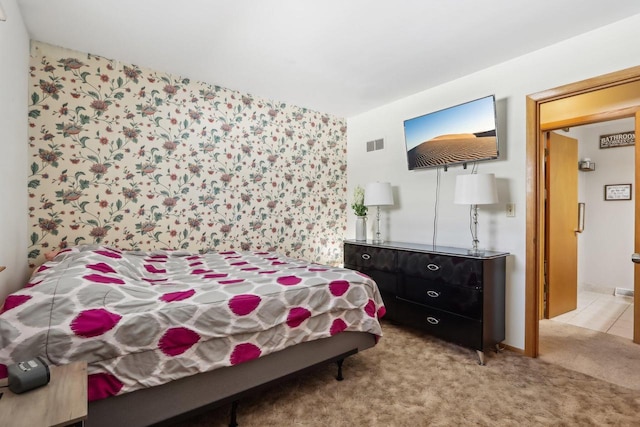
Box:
(539, 319, 640, 391)
(171, 321, 640, 426)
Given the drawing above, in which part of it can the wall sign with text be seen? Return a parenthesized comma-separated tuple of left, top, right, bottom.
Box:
(599, 131, 635, 149)
(604, 184, 632, 201)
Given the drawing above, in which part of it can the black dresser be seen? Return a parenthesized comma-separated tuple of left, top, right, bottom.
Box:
(344, 240, 508, 364)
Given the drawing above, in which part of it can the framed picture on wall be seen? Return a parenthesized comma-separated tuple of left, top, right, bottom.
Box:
(604, 184, 632, 201)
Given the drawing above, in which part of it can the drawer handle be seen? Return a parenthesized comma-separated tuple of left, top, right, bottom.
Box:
(426, 290, 440, 298)
(361, 253, 371, 260)
(426, 316, 440, 325)
(426, 263, 440, 271)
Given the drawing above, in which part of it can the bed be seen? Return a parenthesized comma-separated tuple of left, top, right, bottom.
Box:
(0, 245, 385, 426)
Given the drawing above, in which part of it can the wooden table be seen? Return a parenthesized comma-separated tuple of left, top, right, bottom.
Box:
(0, 361, 87, 427)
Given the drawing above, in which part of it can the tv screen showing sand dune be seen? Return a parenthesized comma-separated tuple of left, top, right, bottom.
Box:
(403, 95, 499, 170)
(407, 131, 497, 169)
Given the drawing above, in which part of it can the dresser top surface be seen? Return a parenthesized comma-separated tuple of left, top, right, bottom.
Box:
(344, 240, 509, 259)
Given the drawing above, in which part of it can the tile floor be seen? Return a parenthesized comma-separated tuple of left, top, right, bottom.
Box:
(550, 290, 634, 340)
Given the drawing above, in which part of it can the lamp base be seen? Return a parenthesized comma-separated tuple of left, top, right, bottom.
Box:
(372, 238, 384, 244)
(467, 248, 486, 256)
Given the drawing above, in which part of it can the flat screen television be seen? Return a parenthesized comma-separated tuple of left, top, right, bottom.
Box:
(403, 95, 499, 170)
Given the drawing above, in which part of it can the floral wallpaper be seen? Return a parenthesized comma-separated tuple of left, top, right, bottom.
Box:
(27, 42, 347, 268)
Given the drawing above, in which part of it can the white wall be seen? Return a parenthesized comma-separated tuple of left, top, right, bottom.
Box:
(347, 13, 640, 350)
(0, 0, 29, 303)
(569, 120, 635, 294)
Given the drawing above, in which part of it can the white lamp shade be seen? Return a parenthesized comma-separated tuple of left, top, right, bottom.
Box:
(454, 173, 498, 205)
(364, 182, 394, 206)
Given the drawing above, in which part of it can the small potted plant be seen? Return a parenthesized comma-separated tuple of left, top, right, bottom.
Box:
(351, 185, 368, 241)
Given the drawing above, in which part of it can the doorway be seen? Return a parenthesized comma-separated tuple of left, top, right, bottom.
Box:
(524, 65, 640, 357)
(544, 120, 635, 340)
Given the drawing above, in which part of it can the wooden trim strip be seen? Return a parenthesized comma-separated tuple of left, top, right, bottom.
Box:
(540, 107, 639, 131)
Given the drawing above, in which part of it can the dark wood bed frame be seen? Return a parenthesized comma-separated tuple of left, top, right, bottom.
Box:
(86, 331, 377, 426)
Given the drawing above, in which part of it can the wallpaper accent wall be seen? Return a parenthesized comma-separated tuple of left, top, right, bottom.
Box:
(27, 42, 347, 268)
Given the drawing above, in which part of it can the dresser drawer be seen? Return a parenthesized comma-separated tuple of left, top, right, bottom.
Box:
(359, 269, 397, 295)
(400, 276, 482, 319)
(344, 244, 396, 273)
(343, 268, 397, 317)
(397, 251, 483, 289)
(395, 300, 483, 350)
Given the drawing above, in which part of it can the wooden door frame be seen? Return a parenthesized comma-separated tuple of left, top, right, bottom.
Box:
(525, 65, 640, 357)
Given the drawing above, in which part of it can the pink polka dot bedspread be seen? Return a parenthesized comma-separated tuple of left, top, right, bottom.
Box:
(0, 245, 385, 401)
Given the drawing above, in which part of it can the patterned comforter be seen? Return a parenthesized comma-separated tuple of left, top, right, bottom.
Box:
(0, 245, 385, 401)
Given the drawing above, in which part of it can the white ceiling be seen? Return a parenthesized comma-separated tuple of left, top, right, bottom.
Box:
(15, 0, 640, 117)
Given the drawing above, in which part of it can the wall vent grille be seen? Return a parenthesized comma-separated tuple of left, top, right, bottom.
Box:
(614, 287, 634, 297)
(366, 138, 384, 152)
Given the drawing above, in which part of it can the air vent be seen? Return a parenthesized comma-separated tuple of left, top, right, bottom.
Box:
(614, 287, 634, 297)
(366, 140, 375, 152)
(366, 138, 384, 152)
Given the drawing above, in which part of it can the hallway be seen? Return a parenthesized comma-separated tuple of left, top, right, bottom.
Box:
(550, 289, 634, 339)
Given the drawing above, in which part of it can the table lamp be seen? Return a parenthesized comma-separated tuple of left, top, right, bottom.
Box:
(454, 173, 498, 255)
(364, 182, 394, 244)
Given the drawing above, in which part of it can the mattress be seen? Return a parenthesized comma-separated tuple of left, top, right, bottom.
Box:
(0, 245, 385, 401)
